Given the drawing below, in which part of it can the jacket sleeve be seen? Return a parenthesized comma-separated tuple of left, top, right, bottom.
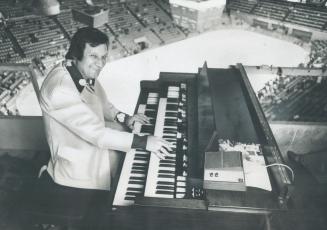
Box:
(94, 81, 120, 122)
(40, 75, 133, 152)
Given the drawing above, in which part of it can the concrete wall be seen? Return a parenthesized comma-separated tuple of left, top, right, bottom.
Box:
(0, 116, 48, 152)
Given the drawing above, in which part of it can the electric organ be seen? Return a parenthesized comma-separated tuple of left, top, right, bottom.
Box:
(107, 63, 294, 230)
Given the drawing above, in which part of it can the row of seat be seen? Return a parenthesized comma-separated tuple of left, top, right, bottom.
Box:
(228, 0, 327, 31)
(0, 26, 20, 63)
(0, 0, 33, 18)
(0, 0, 187, 67)
(309, 40, 327, 67)
(127, 0, 185, 43)
(259, 75, 327, 122)
(0, 69, 31, 113)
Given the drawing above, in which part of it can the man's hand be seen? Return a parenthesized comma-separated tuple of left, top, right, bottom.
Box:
(146, 136, 173, 160)
(126, 113, 150, 130)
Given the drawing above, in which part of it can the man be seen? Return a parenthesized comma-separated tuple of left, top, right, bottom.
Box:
(35, 27, 172, 229)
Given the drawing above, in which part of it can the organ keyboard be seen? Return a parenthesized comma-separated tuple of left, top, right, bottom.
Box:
(113, 83, 191, 205)
(113, 92, 159, 206)
(111, 63, 293, 214)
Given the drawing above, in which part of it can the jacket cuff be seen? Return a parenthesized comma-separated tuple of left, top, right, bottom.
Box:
(132, 134, 147, 149)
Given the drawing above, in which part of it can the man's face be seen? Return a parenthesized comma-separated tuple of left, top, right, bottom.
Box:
(76, 43, 108, 79)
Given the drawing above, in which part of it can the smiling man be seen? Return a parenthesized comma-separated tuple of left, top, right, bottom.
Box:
(35, 27, 171, 230)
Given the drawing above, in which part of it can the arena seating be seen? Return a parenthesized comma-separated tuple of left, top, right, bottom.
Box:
(228, 0, 327, 31)
(0, 26, 21, 63)
(155, 0, 171, 13)
(106, 0, 157, 56)
(252, 1, 287, 21)
(55, 10, 85, 38)
(59, 0, 89, 11)
(228, 0, 257, 14)
(309, 40, 327, 67)
(8, 15, 69, 72)
(0, 0, 33, 18)
(126, 0, 186, 43)
(259, 74, 327, 122)
(0, 69, 31, 115)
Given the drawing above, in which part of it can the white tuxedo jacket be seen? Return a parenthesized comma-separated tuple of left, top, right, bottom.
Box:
(39, 62, 133, 190)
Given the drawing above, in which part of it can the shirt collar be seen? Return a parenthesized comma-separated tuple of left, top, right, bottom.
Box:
(65, 60, 95, 93)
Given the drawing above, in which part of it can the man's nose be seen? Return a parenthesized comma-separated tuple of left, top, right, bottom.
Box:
(95, 57, 106, 68)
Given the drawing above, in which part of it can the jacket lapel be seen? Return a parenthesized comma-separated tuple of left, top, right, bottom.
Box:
(66, 62, 85, 93)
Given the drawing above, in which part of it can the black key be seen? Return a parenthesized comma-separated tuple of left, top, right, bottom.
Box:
(157, 181, 175, 185)
(127, 187, 144, 192)
(134, 162, 147, 167)
(158, 170, 175, 174)
(163, 128, 178, 132)
(130, 176, 145, 180)
(165, 156, 176, 160)
(164, 121, 177, 126)
(132, 166, 146, 170)
(165, 112, 178, 117)
(131, 170, 145, 174)
(135, 148, 147, 152)
(160, 159, 176, 164)
(129, 180, 144, 185)
(165, 118, 177, 122)
(148, 118, 156, 123)
(145, 111, 157, 117)
(162, 135, 176, 139)
(126, 192, 140, 196)
(135, 152, 149, 156)
(167, 98, 178, 103)
(166, 104, 179, 110)
(156, 185, 174, 190)
(155, 190, 174, 195)
(124, 196, 136, 201)
(159, 163, 176, 167)
(146, 104, 157, 110)
(141, 126, 154, 133)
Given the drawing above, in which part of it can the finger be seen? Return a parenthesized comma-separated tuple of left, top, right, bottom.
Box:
(132, 116, 148, 125)
(169, 142, 176, 149)
(128, 118, 145, 127)
(160, 147, 170, 157)
(162, 146, 176, 157)
(161, 141, 173, 152)
(137, 113, 150, 123)
(136, 115, 151, 124)
(153, 151, 165, 160)
(137, 113, 150, 120)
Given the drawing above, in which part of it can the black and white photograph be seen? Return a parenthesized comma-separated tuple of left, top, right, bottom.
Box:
(0, 0, 326, 229)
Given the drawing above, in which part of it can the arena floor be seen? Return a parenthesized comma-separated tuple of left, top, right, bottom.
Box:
(99, 28, 308, 114)
(17, 29, 308, 116)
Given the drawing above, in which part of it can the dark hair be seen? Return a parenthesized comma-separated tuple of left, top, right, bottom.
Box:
(65, 27, 109, 61)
